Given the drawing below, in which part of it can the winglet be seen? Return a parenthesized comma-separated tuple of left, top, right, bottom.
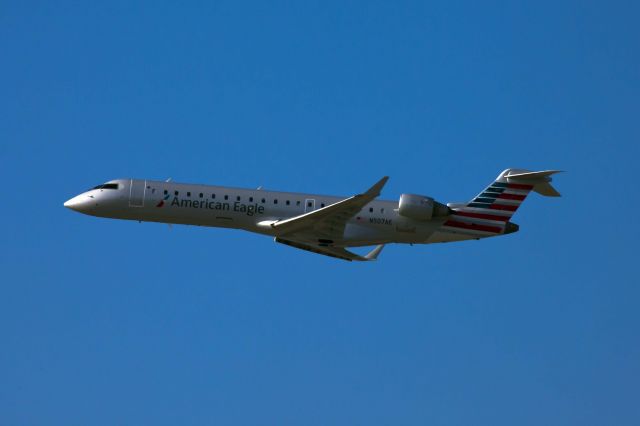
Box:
(364, 244, 385, 261)
(364, 176, 389, 198)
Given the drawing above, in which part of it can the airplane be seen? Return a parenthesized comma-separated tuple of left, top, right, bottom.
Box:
(63, 168, 561, 261)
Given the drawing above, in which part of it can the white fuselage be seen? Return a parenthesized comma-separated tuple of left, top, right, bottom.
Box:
(64, 178, 494, 247)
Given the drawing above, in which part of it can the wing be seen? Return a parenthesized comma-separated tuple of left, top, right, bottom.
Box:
(270, 176, 389, 240)
(275, 238, 384, 262)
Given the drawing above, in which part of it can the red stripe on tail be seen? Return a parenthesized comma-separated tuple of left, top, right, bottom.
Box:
(453, 211, 510, 222)
(497, 193, 526, 201)
(507, 183, 534, 190)
(443, 220, 503, 233)
(489, 204, 518, 212)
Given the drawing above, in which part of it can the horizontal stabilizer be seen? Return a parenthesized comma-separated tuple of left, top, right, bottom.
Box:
(506, 169, 563, 197)
(505, 170, 563, 180)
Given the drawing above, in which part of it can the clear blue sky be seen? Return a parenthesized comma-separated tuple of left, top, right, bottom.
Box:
(1, 1, 638, 425)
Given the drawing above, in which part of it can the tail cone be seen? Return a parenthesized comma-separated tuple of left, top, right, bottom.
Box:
(504, 222, 519, 234)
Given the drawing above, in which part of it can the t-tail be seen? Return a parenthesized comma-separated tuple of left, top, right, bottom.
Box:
(442, 169, 562, 236)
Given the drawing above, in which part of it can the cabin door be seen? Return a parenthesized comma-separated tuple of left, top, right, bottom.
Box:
(129, 179, 146, 207)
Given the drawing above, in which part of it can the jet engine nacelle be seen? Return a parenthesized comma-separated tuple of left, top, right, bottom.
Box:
(398, 194, 450, 221)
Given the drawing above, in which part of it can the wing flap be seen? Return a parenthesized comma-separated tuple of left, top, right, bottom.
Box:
(271, 176, 389, 237)
(275, 238, 384, 262)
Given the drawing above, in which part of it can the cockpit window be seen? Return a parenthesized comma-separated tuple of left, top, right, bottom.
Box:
(92, 183, 119, 190)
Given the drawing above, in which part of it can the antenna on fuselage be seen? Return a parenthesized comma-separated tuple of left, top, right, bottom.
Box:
(165, 177, 172, 182)
(257, 185, 263, 190)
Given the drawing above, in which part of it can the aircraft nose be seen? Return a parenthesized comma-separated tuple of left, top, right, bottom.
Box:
(64, 194, 96, 213)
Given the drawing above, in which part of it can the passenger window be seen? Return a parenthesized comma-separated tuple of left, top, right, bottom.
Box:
(369, 207, 373, 213)
(286, 200, 290, 205)
(199, 193, 203, 198)
(211, 193, 216, 199)
(175, 191, 179, 196)
(296, 201, 301, 206)
(261, 198, 266, 203)
(249, 197, 254, 202)
(381, 208, 385, 213)
(164, 190, 168, 195)
(307, 202, 312, 207)
(321, 203, 325, 207)
(274, 199, 278, 204)
(224, 195, 229, 200)
(187, 192, 191, 197)
(236, 196, 241, 201)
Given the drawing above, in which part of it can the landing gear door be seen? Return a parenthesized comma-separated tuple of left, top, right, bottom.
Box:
(129, 179, 146, 207)
(304, 198, 316, 213)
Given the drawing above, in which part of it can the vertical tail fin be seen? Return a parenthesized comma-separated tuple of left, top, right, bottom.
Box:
(464, 169, 561, 218)
(442, 169, 561, 236)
